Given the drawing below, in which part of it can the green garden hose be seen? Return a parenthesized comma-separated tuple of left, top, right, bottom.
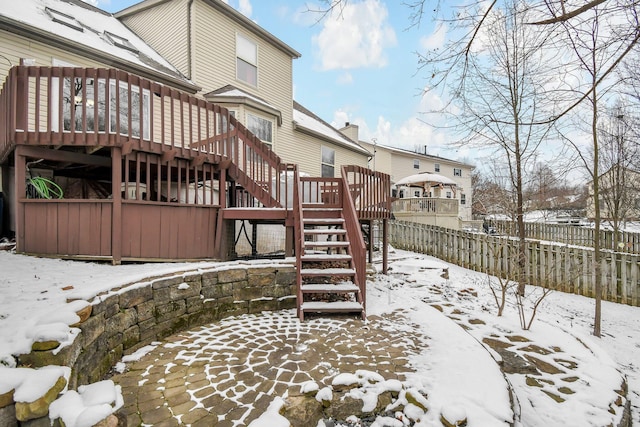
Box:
(27, 177, 63, 199)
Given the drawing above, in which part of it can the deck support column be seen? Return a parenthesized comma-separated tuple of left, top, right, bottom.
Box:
(285, 225, 293, 257)
(382, 219, 388, 274)
(14, 146, 26, 252)
(111, 146, 122, 265)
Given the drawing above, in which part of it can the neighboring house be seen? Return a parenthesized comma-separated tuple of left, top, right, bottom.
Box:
(117, 0, 370, 177)
(343, 124, 475, 229)
(587, 165, 640, 221)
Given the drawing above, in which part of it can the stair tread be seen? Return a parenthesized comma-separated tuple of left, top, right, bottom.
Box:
(300, 301, 364, 312)
(304, 229, 347, 235)
(302, 254, 352, 261)
(301, 283, 360, 292)
(301, 268, 356, 275)
(304, 218, 345, 224)
(304, 241, 350, 247)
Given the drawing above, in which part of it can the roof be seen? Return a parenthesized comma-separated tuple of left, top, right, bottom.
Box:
(293, 101, 370, 156)
(205, 84, 283, 125)
(116, 0, 301, 60)
(0, 0, 199, 93)
(372, 143, 474, 169)
(395, 172, 459, 187)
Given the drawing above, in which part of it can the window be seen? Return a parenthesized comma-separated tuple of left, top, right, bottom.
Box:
(461, 194, 466, 205)
(454, 168, 462, 176)
(60, 77, 105, 133)
(434, 163, 440, 172)
(414, 190, 421, 197)
(236, 34, 257, 86)
(413, 159, 420, 169)
(246, 113, 272, 146)
(104, 31, 138, 54)
(52, 76, 149, 140)
(45, 7, 83, 32)
(108, 80, 150, 139)
(446, 191, 452, 198)
(321, 146, 335, 177)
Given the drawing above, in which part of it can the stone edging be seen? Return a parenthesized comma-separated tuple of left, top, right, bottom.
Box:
(0, 263, 296, 426)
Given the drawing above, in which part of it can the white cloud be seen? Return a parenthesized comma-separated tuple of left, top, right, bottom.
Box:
(312, 0, 397, 70)
(331, 107, 467, 164)
(420, 24, 447, 51)
(238, 0, 252, 18)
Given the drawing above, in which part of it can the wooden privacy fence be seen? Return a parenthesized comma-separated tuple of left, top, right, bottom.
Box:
(389, 220, 640, 307)
(491, 219, 640, 254)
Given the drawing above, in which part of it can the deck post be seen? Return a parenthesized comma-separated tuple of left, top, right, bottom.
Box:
(111, 146, 122, 265)
(285, 225, 293, 257)
(14, 146, 26, 252)
(382, 218, 388, 274)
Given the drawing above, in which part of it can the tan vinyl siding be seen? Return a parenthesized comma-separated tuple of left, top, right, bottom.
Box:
(119, 0, 190, 78)
(359, 141, 393, 176)
(291, 130, 368, 177)
(191, 0, 296, 158)
(117, 0, 368, 175)
(0, 30, 113, 83)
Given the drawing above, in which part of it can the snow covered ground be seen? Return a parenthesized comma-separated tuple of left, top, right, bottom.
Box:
(0, 248, 638, 426)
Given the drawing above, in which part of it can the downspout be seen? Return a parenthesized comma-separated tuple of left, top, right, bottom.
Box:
(187, 0, 194, 80)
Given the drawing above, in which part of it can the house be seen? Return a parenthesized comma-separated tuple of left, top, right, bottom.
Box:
(116, 0, 371, 177)
(587, 165, 640, 221)
(0, 0, 392, 320)
(341, 123, 476, 230)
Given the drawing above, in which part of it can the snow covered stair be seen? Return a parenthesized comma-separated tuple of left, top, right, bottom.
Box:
(297, 208, 365, 320)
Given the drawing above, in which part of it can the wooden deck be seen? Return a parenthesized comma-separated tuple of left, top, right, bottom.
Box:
(0, 65, 393, 320)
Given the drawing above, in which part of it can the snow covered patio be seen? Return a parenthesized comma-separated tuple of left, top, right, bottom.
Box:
(0, 248, 637, 426)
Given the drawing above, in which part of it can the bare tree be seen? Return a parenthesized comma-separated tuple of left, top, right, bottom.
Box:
(596, 103, 640, 249)
(552, 1, 640, 336)
(432, 1, 559, 297)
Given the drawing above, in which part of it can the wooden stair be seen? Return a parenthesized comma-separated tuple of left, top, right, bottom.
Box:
(298, 207, 365, 320)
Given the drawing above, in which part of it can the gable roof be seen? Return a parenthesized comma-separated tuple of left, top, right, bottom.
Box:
(205, 84, 283, 125)
(0, 0, 199, 93)
(371, 143, 474, 169)
(293, 101, 370, 156)
(116, 0, 301, 60)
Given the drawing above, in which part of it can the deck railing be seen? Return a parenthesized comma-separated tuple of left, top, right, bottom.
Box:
(342, 165, 392, 220)
(0, 65, 292, 208)
(392, 197, 459, 215)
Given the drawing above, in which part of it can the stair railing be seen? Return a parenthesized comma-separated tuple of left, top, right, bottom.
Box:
(291, 164, 304, 320)
(340, 166, 367, 311)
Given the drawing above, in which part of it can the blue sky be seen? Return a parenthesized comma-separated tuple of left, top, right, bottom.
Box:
(95, 0, 470, 165)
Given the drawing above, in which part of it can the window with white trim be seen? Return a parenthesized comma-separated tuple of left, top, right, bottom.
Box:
(236, 34, 257, 86)
(246, 113, 272, 147)
(446, 191, 452, 198)
(413, 159, 420, 169)
(454, 168, 462, 176)
(461, 193, 466, 205)
(321, 146, 335, 177)
(434, 163, 440, 172)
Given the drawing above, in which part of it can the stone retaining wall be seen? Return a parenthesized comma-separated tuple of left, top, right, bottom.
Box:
(3, 263, 296, 425)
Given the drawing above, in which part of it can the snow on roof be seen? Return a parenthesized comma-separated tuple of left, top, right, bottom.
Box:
(293, 101, 370, 156)
(373, 143, 473, 168)
(205, 85, 281, 113)
(395, 172, 459, 187)
(0, 0, 192, 86)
